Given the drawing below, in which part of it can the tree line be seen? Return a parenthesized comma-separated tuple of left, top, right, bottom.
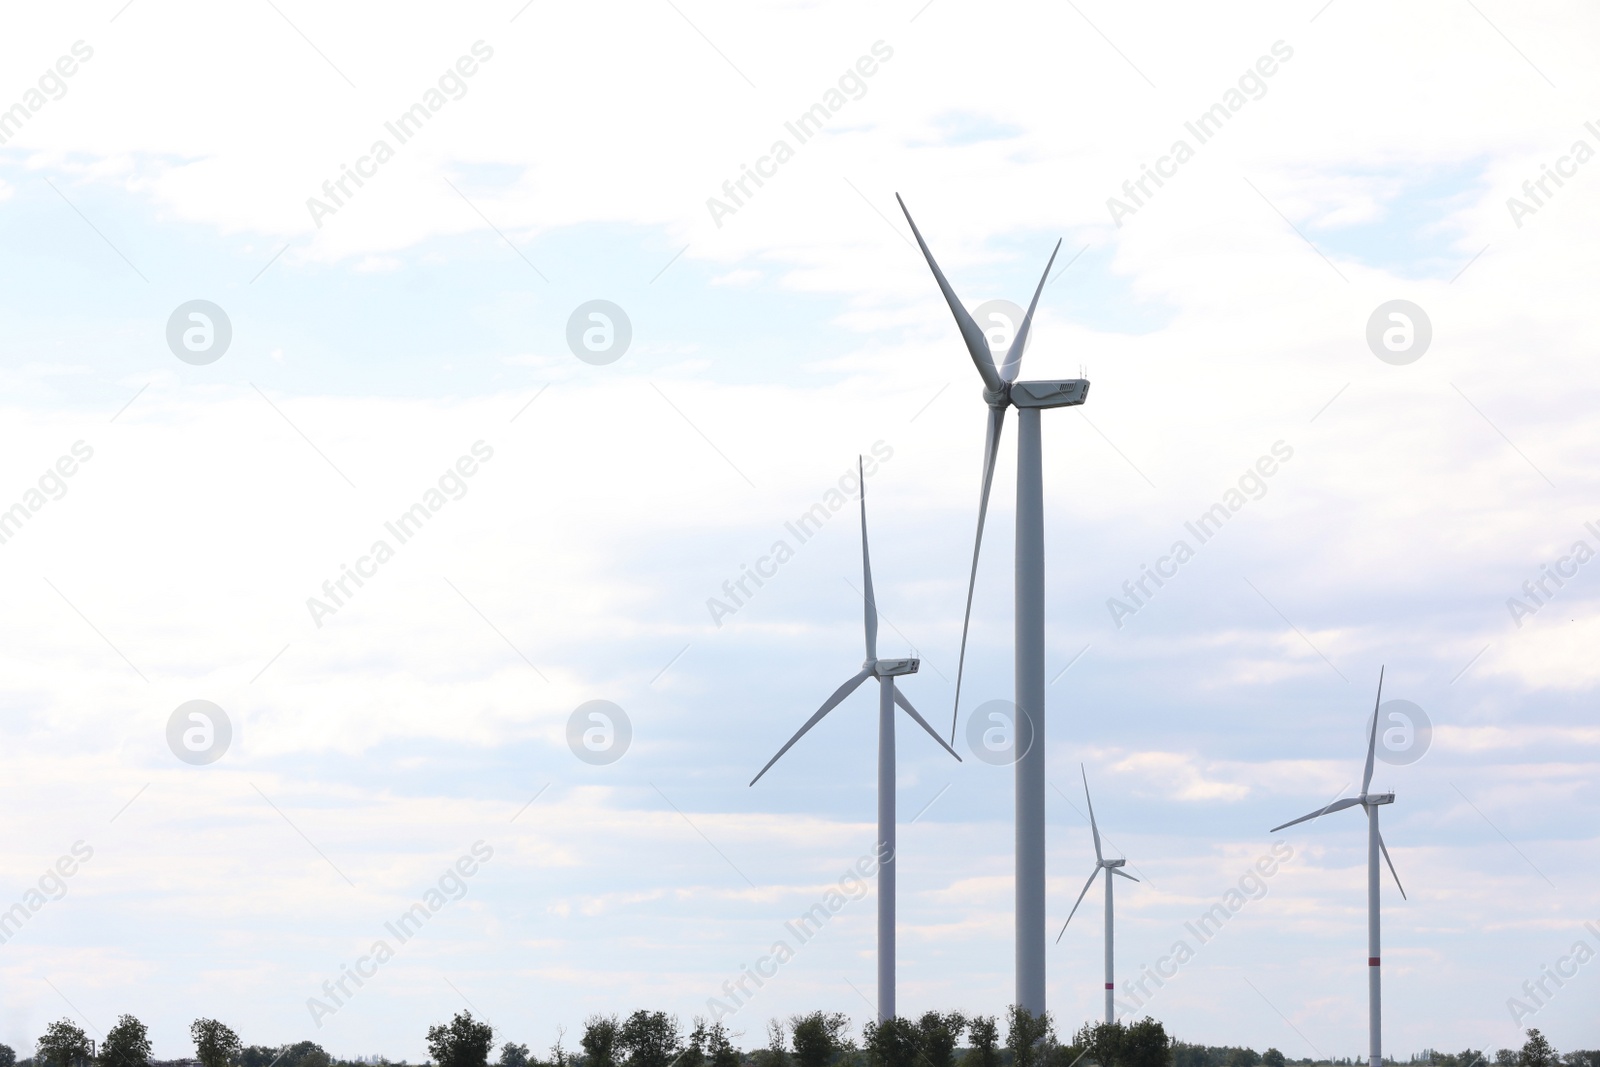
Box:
(3, 1008, 1594, 1067)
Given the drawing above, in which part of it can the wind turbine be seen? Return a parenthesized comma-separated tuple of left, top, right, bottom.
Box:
(897, 194, 1090, 1014)
(1270, 668, 1407, 1067)
(749, 457, 962, 1022)
(1056, 765, 1138, 1025)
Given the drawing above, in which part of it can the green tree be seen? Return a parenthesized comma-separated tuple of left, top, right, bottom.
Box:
(426, 1011, 495, 1067)
(1072, 1022, 1121, 1067)
(101, 1016, 153, 1067)
(1498, 1052, 1520, 1067)
(582, 1017, 621, 1067)
(914, 1013, 966, 1067)
(618, 1012, 682, 1067)
(1170, 1043, 1210, 1067)
(965, 1018, 1000, 1067)
(0, 1044, 15, 1067)
(861, 1018, 918, 1067)
(791, 1013, 851, 1067)
(681, 1021, 738, 1067)
(1119, 1020, 1169, 1067)
(1005, 1007, 1055, 1067)
(706, 1023, 740, 1067)
(275, 1042, 330, 1067)
(190, 1020, 241, 1067)
(681, 1021, 710, 1067)
(755, 1020, 788, 1067)
(499, 1045, 531, 1067)
(1261, 1051, 1284, 1067)
(1047, 1036, 1085, 1067)
(239, 1043, 329, 1067)
(39, 1020, 93, 1067)
(549, 1026, 570, 1067)
(1226, 1051, 1259, 1067)
(1520, 1033, 1558, 1067)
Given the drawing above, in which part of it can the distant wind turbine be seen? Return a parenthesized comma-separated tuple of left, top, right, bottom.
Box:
(750, 457, 962, 1021)
(1271, 667, 1407, 1067)
(1056, 765, 1139, 1024)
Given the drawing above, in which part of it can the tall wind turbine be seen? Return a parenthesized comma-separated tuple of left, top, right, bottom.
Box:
(1056, 765, 1138, 1024)
(897, 194, 1090, 1013)
(1271, 668, 1407, 1067)
(750, 457, 962, 1022)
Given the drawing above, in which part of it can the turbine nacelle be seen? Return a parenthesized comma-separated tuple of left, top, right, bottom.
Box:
(871, 657, 920, 677)
(1009, 379, 1090, 410)
(1363, 792, 1395, 806)
(1101, 857, 1128, 868)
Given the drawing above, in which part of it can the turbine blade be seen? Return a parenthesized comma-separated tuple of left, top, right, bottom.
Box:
(895, 194, 1002, 393)
(1082, 764, 1103, 863)
(1111, 868, 1138, 882)
(858, 455, 877, 660)
(894, 687, 963, 762)
(749, 668, 872, 786)
(1363, 665, 1385, 795)
(1269, 795, 1363, 832)
(950, 403, 1007, 741)
(1054, 866, 1101, 943)
(1379, 832, 1406, 901)
(997, 238, 1062, 383)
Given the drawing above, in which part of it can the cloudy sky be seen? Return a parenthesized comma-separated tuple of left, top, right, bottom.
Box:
(2, 0, 1597, 1061)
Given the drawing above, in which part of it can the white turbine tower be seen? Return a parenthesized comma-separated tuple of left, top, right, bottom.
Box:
(897, 195, 1090, 1014)
(1271, 668, 1407, 1067)
(750, 457, 962, 1022)
(1056, 765, 1138, 1024)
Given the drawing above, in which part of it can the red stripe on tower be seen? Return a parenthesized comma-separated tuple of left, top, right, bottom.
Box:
(1369, 957, 1380, 966)
(1105, 983, 1114, 989)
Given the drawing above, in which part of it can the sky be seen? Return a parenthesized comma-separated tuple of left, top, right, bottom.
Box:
(1, 0, 1598, 1061)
